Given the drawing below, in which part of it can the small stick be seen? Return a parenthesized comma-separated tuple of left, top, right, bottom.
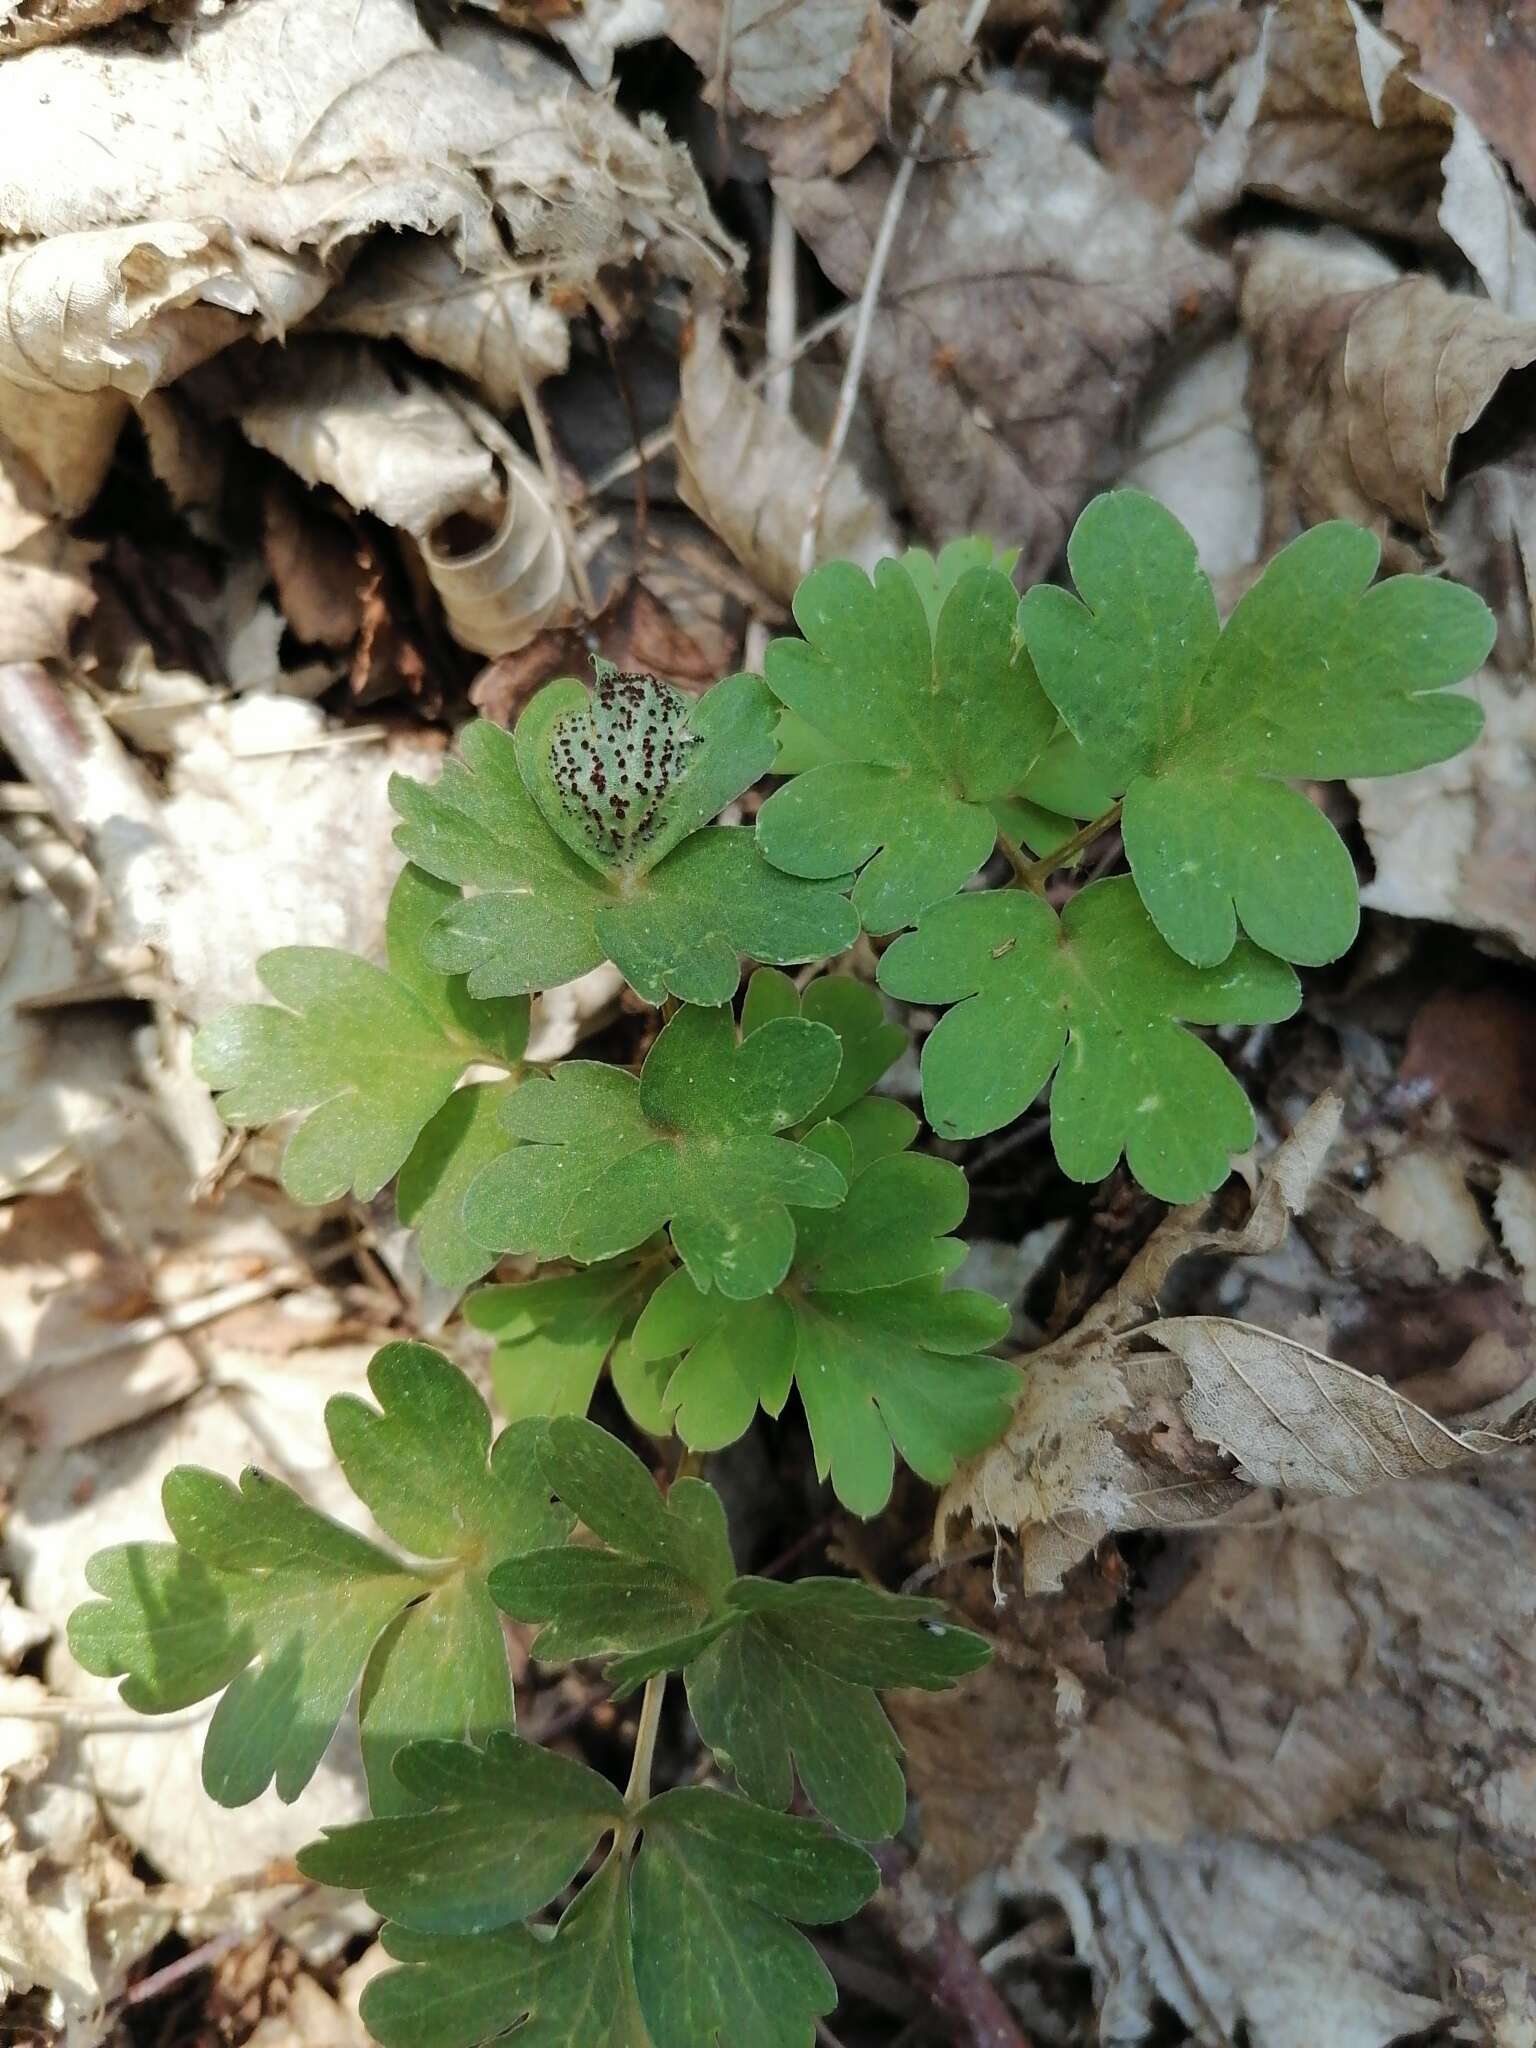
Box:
(766, 196, 798, 418)
(798, 0, 994, 575)
(870, 1842, 1036, 2048)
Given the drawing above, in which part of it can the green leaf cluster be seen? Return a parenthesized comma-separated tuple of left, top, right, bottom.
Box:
(67, 1344, 568, 1809)
(305, 1758, 878, 2048)
(490, 1419, 990, 1839)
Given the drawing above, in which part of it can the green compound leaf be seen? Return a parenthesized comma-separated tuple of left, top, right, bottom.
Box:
(878, 875, 1302, 1202)
(685, 1579, 990, 1840)
(492, 1424, 993, 1835)
(361, 1854, 642, 2048)
(465, 1251, 665, 1422)
(624, 1134, 1016, 1516)
(757, 557, 1057, 933)
(396, 1079, 519, 1291)
(68, 1344, 568, 1810)
(466, 1005, 848, 1300)
(1019, 491, 1494, 966)
(193, 865, 528, 1205)
(630, 1789, 878, 2048)
(392, 687, 857, 1009)
(356, 1794, 876, 2048)
(299, 1733, 625, 1934)
(490, 1416, 736, 1669)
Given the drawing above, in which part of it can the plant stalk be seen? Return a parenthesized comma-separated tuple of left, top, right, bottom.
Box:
(624, 1672, 667, 1807)
(1014, 801, 1122, 891)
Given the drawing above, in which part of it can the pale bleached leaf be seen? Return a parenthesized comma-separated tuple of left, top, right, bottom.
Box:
(675, 305, 897, 604)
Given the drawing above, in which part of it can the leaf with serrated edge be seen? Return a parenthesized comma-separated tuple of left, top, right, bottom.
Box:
(193, 864, 527, 1204)
(467, 1006, 848, 1300)
(393, 706, 857, 1007)
(758, 558, 1056, 932)
(68, 1345, 567, 1811)
(360, 1855, 643, 2048)
(631, 1789, 878, 2048)
(879, 875, 1301, 1202)
(626, 1142, 1017, 1514)
(465, 1252, 664, 1421)
(299, 1733, 623, 1934)
(686, 1577, 990, 1840)
(1019, 491, 1493, 964)
(489, 1416, 736, 1666)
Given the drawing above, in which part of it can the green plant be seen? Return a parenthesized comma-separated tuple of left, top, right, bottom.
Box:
(67, 492, 1490, 2046)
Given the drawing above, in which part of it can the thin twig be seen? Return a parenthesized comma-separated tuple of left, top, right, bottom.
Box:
(766, 196, 798, 418)
(870, 1842, 1036, 2048)
(585, 305, 856, 498)
(798, 0, 993, 576)
(125, 1931, 245, 2007)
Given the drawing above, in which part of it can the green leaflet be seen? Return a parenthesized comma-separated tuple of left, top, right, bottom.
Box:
(465, 1252, 665, 1421)
(392, 679, 858, 1007)
(625, 1129, 1017, 1515)
(490, 1417, 737, 1667)
(628, 1790, 877, 2048)
(1018, 490, 1494, 966)
(361, 1855, 643, 2048)
(299, 1733, 625, 1933)
(352, 1790, 877, 2048)
(68, 1345, 568, 1810)
(193, 865, 528, 1204)
(739, 967, 907, 1123)
(878, 875, 1301, 1202)
(465, 1005, 849, 1300)
(490, 1420, 991, 1836)
(757, 557, 1057, 932)
(396, 1078, 519, 1291)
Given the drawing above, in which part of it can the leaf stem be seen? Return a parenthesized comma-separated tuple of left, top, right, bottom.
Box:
(995, 830, 1036, 891)
(624, 1672, 667, 1809)
(1014, 801, 1122, 891)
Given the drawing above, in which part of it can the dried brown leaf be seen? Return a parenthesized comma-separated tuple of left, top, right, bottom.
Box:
(1180, 0, 1536, 314)
(666, 0, 892, 177)
(674, 305, 897, 603)
(1383, 0, 1536, 205)
(940, 1097, 1345, 1591)
(0, 0, 149, 54)
(777, 88, 1230, 575)
(1240, 230, 1536, 549)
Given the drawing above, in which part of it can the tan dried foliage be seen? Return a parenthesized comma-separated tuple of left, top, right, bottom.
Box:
(674, 307, 897, 604)
(1240, 229, 1536, 546)
(778, 87, 1230, 574)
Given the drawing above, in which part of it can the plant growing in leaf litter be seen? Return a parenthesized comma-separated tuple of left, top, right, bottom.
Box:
(67, 491, 1491, 2046)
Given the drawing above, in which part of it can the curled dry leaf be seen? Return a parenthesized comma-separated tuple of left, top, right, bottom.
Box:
(0, 223, 326, 514)
(1241, 229, 1536, 551)
(1382, 0, 1536, 206)
(317, 234, 570, 413)
(1117, 333, 1262, 580)
(1179, 0, 1536, 316)
(943, 1084, 1534, 1596)
(666, 0, 892, 178)
(777, 87, 1230, 575)
(675, 306, 898, 603)
(201, 338, 568, 655)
